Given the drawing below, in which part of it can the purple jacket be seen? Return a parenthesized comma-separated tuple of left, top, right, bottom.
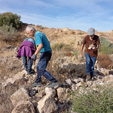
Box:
(17, 40, 36, 58)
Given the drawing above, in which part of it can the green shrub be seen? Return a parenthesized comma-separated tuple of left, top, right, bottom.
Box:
(0, 25, 16, 42)
(99, 37, 113, 54)
(36, 25, 42, 27)
(0, 12, 22, 29)
(52, 43, 72, 51)
(70, 85, 113, 113)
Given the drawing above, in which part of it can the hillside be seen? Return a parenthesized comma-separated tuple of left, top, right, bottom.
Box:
(0, 25, 113, 113)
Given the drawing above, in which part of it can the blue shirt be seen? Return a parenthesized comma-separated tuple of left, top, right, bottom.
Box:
(24, 38, 35, 47)
(35, 31, 51, 53)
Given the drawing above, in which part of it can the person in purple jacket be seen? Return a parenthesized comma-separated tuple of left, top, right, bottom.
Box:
(17, 38, 36, 75)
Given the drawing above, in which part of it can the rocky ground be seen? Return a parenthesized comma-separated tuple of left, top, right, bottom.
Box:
(0, 26, 113, 113)
(0, 45, 113, 113)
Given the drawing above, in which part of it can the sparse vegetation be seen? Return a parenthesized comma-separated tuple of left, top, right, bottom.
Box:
(0, 28, 25, 47)
(74, 50, 80, 58)
(64, 51, 73, 56)
(99, 37, 113, 54)
(51, 43, 73, 51)
(70, 85, 113, 113)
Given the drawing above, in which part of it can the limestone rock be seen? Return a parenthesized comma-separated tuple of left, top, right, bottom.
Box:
(45, 87, 56, 97)
(57, 87, 67, 101)
(76, 82, 82, 88)
(37, 87, 58, 113)
(73, 77, 81, 84)
(12, 101, 35, 113)
(2, 70, 27, 89)
(65, 79, 72, 85)
(37, 95, 58, 113)
(10, 88, 30, 107)
(36, 89, 45, 98)
(63, 27, 69, 32)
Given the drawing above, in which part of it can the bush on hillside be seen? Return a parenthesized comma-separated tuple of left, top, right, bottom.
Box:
(51, 43, 73, 51)
(0, 12, 22, 29)
(99, 37, 113, 54)
(70, 85, 113, 113)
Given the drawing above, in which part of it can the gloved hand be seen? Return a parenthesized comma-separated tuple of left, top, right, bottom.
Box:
(31, 54, 37, 61)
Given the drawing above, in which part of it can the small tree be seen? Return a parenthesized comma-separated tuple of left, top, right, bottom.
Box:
(0, 12, 22, 29)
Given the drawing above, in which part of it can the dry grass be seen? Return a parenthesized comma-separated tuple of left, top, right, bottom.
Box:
(0, 41, 7, 48)
(97, 54, 113, 69)
(0, 61, 22, 80)
(0, 32, 26, 47)
(64, 51, 73, 56)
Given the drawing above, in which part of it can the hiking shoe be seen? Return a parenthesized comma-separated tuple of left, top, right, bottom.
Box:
(30, 82, 41, 87)
(86, 74, 91, 81)
(47, 80, 58, 85)
(50, 80, 58, 83)
(27, 70, 35, 75)
(47, 80, 59, 88)
(31, 69, 35, 73)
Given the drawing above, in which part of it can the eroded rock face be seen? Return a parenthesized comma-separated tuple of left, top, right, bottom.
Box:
(11, 101, 35, 113)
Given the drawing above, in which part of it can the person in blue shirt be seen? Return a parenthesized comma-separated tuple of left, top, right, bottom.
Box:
(25, 25, 58, 87)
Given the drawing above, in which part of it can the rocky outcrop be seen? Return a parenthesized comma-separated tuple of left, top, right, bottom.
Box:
(1, 47, 113, 113)
(1, 66, 113, 113)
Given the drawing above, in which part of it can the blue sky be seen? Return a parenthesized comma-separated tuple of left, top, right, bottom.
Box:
(0, 0, 113, 31)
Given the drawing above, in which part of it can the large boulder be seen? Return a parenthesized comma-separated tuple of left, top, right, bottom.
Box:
(10, 88, 30, 107)
(37, 96, 58, 113)
(37, 87, 58, 113)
